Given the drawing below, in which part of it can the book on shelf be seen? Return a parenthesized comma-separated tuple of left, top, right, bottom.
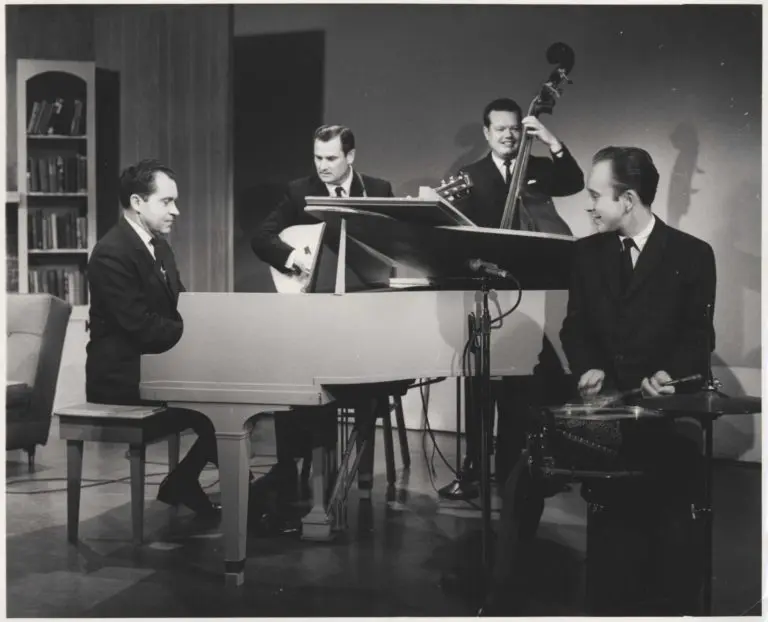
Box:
(26, 154, 87, 193)
(27, 266, 87, 305)
(28, 210, 87, 250)
(26, 97, 85, 136)
(6, 234, 19, 292)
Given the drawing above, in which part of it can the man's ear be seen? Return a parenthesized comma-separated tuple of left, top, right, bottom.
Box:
(622, 189, 639, 213)
(346, 148, 356, 165)
(129, 193, 143, 211)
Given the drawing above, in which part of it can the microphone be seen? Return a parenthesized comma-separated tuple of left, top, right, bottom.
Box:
(467, 258, 515, 280)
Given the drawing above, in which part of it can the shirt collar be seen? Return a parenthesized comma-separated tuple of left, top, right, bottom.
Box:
(326, 168, 355, 197)
(619, 214, 656, 253)
(490, 152, 515, 180)
(124, 214, 156, 255)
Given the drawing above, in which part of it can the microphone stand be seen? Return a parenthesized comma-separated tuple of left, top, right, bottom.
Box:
(471, 275, 494, 581)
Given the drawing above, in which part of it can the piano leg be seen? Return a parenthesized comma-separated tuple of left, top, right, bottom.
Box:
(216, 427, 252, 587)
(301, 446, 334, 541)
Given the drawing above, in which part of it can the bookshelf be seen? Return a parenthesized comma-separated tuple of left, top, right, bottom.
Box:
(15, 59, 97, 321)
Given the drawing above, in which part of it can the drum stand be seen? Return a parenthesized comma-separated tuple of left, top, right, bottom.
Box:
(697, 376, 725, 616)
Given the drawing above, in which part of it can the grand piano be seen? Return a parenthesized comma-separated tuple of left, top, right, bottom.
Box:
(140, 197, 575, 586)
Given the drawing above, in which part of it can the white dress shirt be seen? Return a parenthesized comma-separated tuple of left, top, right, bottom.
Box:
(491, 152, 515, 183)
(124, 215, 156, 260)
(490, 145, 565, 184)
(324, 167, 355, 197)
(619, 214, 656, 267)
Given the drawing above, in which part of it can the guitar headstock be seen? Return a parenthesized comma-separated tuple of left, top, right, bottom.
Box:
(433, 172, 473, 202)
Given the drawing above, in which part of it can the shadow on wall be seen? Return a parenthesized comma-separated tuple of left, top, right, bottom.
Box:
(667, 122, 704, 229)
(399, 122, 488, 197)
(710, 179, 762, 369)
(666, 121, 761, 370)
(710, 353, 760, 460)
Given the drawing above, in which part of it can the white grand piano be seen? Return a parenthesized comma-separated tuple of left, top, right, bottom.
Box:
(140, 198, 575, 586)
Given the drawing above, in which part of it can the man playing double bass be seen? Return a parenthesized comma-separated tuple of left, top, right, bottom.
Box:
(439, 97, 584, 501)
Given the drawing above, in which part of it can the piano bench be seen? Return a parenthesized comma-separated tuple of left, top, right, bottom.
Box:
(55, 402, 182, 546)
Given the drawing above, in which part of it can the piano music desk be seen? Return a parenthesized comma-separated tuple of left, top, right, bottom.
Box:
(55, 403, 181, 546)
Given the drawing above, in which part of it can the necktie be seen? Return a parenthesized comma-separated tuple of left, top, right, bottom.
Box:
(620, 237, 636, 293)
(503, 159, 512, 187)
(335, 186, 345, 197)
(150, 238, 172, 289)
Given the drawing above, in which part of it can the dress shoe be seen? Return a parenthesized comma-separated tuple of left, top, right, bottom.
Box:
(438, 472, 480, 501)
(247, 509, 302, 537)
(157, 475, 220, 518)
(250, 462, 300, 505)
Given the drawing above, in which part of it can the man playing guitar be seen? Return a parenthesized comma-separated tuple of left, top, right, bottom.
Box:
(248, 124, 394, 533)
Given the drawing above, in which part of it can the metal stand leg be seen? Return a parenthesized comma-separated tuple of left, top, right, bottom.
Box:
(475, 279, 493, 576)
(702, 416, 714, 615)
(456, 378, 463, 474)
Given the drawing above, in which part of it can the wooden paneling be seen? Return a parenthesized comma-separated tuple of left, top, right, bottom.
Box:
(5, 6, 95, 190)
(94, 6, 233, 292)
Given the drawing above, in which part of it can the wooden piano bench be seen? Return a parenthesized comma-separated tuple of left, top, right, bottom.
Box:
(55, 403, 181, 546)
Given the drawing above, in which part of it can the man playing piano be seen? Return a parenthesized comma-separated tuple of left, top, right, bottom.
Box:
(249, 125, 395, 533)
(439, 97, 584, 501)
(486, 146, 714, 615)
(86, 159, 220, 518)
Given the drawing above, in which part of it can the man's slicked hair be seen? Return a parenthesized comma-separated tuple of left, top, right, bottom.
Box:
(314, 125, 355, 155)
(592, 146, 660, 207)
(482, 98, 523, 127)
(118, 159, 176, 209)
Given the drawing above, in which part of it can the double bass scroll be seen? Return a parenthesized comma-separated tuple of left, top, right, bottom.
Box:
(499, 43, 576, 232)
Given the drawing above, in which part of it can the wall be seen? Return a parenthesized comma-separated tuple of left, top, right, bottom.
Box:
(94, 6, 233, 293)
(235, 4, 762, 460)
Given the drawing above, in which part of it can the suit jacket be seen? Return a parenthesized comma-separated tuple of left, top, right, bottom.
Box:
(560, 217, 716, 393)
(251, 171, 394, 271)
(455, 147, 584, 233)
(86, 217, 186, 404)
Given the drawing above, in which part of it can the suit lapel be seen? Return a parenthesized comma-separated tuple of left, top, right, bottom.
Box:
(599, 233, 623, 301)
(118, 219, 175, 302)
(350, 172, 364, 197)
(309, 175, 330, 197)
(624, 217, 668, 300)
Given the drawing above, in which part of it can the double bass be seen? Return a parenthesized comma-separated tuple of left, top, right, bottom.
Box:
(499, 43, 576, 234)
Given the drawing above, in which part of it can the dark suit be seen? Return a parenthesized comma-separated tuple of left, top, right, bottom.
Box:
(86, 217, 217, 493)
(251, 171, 394, 270)
(455, 147, 584, 233)
(488, 217, 714, 616)
(249, 171, 394, 465)
(561, 217, 716, 391)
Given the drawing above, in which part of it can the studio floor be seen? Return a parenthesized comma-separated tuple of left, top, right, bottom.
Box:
(5, 415, 763, 618)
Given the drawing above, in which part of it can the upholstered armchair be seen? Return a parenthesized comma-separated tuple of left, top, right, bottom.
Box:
(6, 293, 72, 468)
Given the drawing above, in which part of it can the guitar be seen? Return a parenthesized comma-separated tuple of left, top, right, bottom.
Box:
(270, 173, 473, 293)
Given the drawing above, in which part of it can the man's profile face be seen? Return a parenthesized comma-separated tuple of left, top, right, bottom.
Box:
(483, 110, 522, 160)
(314, 137, 354, 186)
(586, 160, 626, 233)
(132, 171, 179, 236)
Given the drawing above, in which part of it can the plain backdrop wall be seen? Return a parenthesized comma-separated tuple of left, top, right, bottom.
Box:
(235, 4, 762, 460)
